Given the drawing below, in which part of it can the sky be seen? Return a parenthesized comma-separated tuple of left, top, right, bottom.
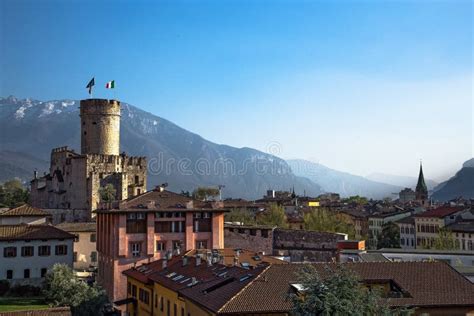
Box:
(1, 0, 472, 181)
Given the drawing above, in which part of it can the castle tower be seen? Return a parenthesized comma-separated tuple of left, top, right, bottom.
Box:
(80, 99, 121, 155)
(415, 162, 428, 204)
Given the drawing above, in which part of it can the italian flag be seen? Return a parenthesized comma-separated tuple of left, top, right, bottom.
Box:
(105, 80, 115, 89)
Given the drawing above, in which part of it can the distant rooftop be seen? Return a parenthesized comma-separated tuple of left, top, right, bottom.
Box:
(415, 206, 467, 218)
(0, 224, 75, 241)
(0, 204, 51, 217)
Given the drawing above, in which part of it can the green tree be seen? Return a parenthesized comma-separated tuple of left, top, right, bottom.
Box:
(225, 208, 256, 225)
(377, 222, 400, 249)
(303, 208, 356, 238)
(342, 195, 368, 205)
(432, 228, 457, 250)
(0, 179, 29, 208)
(192, 187, 220, 201)
(292, 264, 394, 316)
(43, 264, 108, 316)
(257, 203, 288, 228)
(99, 184, 116, 202)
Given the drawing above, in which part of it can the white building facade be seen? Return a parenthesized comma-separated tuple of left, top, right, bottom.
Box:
(0, 225, 75, 286)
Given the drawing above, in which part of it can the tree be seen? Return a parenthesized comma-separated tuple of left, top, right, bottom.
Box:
(432, 228, 457, 250)
(342, 195, 368, 205)
(292, 264, 393, 316)
(192, 187, 220, 201)
(303, 208, 356, 238)
(0, 179, 29, 208)
(257, 204, 288, 228)
(225, 208, 256, 225)
(43, 264, 108, 316)
(377, 222, 400, 249)
(99, 184, 116, 202)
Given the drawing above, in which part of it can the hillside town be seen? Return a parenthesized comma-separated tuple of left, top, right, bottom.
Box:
(0, 98, 473, 315)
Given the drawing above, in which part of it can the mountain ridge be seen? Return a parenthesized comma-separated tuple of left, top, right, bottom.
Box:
(0, 96, 321, 199)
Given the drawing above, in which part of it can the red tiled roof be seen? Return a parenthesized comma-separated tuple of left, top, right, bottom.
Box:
(0, 204, 51, 217)
(98, 189, 228, 213)
(219, 262, 474, 314)
(415, 206, 466, 218)
(0, 224, 75, 241)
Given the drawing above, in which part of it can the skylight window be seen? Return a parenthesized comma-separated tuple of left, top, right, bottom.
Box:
(166, 272, 177, 278)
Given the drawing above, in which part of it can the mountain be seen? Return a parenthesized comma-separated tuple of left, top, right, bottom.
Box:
(431, 158, 474, 201)
(366, 172, 438, 191)
(287, 159, 402, 199)
(0, 151, 48, 183)
(0, 96, 321, 199)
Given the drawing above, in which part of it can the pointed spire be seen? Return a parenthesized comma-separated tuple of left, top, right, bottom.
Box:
(415, 160, 428, 201)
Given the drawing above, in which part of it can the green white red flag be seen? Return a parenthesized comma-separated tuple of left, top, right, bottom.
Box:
(105, 80, 115, 89)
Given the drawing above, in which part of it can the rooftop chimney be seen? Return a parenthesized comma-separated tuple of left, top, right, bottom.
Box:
(196, 256, 202, 266)
(182, 256, 188, 266)
(33, 170, 38, 179)
(162, 259, 167, 269)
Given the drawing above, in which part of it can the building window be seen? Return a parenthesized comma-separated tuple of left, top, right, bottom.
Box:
(91, 251, 97, 262)
(139, 288, 150, 305)
(90, 234, 96, 242)
(41, 268, 47, 277)
(261, 230, 269, 238)
(126, 212, 147, 234)
(193, 217, 212, 233)
(6, 270, 13, 279)
(55, 245, 68, 256)
(250, 229, 256, 236)
(156, 241, 166, 252)
(4, 246, 17, 258)
(24, 269, 30, 279)
(21, 246, 34, 257)
(73, 252, 78, 262)
(131, 242, 141, 257)
(172, 240, 182, 251)
(174, 303, 177, 316)
(160, 297, 164, 311)
(195, 240, 207, 249)
(131, 285, 137, 298)
(127, 282, 131, 295)
(167, 300, 170, 316)
(181, 307, 184, 316)
(38, 245, 51, 256)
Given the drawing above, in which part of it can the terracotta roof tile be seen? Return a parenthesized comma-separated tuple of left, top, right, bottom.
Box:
(415, 206, 467, 218)
(220, 262, 474, 314)
(0, 204, 51, 217)
(0, 224, 75, 241)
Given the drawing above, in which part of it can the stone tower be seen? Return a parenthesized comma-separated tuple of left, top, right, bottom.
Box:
(415, 162, 428, 204)
(80, 99, 120, 155)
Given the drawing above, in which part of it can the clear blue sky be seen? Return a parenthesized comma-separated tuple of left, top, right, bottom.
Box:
(1, 0, 472, 180)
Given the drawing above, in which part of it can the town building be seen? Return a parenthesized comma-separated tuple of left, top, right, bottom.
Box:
(55, 222, 97, 271)
(446, 220, 474, 251)
(96, 187, 227, 304)
(414, 206, 468, 248)
(338, 209, 369, 239)
(396, 215, 416, 249)
(0, 224, 75, 286)
(368, 209, 412, 249)
(30, 99, 147, 219)
(224, 223, 347, 262)
(123, 257, 474, 316)
(399, 188, 416, 204)
(0, 204, 51, 225)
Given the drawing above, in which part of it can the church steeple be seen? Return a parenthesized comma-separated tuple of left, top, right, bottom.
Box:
(415, 161, 428, 203)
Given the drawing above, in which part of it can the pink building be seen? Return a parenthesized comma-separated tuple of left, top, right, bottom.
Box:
(96, 187, 226, 303)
